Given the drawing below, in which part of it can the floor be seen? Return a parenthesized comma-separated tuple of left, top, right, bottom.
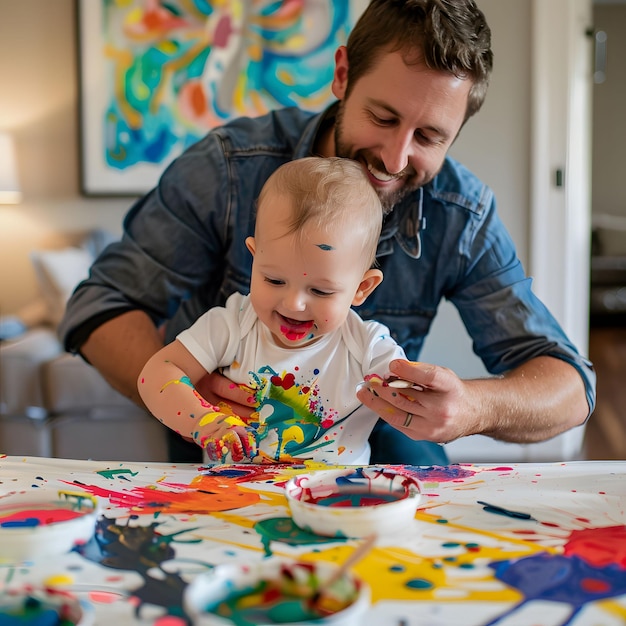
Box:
(582, 325, 626, 461)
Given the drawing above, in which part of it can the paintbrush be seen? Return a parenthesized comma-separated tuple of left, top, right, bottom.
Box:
(309, 533, 377, 609)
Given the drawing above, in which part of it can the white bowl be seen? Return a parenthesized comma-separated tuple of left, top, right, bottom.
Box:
(184, 558, 370, 626)
(284, 467, 421, 538)
(0, 587, 93, 625)
(0, 490, 99, 563)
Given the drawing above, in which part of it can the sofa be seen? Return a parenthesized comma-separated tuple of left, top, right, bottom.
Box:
(0, 231, 587, 463)
(0, 230, 169, 461)
(0, 325, 169, 461)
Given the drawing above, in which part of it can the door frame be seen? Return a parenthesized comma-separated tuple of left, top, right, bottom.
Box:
(530, 0, 593, 354)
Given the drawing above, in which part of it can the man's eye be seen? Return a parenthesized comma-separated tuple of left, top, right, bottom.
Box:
(415, 131, 443, 146)
(264, 277, 284, 286)
(372, 115, 395, 126)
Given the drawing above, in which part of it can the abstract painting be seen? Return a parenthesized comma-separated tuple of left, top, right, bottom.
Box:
(77, 0, 367, 196)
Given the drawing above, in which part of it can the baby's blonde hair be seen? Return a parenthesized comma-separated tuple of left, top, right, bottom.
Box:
(257, 157, 383, 268)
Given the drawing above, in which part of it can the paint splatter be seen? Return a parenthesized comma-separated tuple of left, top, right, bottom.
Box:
(75, 516, 198, 622)
(488, 552, 626, 626)
(563, 525, 626, 568)
(63, 473, 261, 516)
(255, 517, 344, 556)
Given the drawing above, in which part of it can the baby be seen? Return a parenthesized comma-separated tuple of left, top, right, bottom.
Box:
(138, 156, 406, 464)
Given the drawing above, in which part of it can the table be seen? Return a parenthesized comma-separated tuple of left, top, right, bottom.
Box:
(0, 456, 625, 625)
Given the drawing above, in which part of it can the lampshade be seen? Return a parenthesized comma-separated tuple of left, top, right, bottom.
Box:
(0, 132, 22, 204)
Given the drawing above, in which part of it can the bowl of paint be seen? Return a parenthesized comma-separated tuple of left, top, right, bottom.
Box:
(284, 467, 421, 538)
(0, 587, 93, 626)
(0, 490, 99, 563)
(184, 558, 370, 626)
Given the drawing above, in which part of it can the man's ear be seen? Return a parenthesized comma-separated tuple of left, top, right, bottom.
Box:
(245, 236, 256, 257)
(331, 46, 349, 100)
(352, 269, 383, 306)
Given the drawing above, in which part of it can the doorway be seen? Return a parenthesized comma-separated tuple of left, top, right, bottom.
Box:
(586, 1, 626, 460)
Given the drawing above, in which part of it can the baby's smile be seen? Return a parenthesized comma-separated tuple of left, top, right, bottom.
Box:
(278, 315, 314, 341)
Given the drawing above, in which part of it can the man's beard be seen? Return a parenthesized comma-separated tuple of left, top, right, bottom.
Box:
(333, 103, 422, 215)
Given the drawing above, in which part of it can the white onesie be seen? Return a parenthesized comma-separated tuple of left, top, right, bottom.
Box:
(177, 292, 406, 465)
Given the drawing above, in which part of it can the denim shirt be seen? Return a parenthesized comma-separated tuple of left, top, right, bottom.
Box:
(60, 105, 596, 416)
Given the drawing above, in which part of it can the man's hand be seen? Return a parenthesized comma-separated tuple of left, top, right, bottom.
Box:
(195, 371, 257, 419)
(357, 357, 588, 444)
(359, 360, 475, 444)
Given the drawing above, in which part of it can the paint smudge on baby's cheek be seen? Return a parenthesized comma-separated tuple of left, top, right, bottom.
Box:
(316, 243, 334, 251)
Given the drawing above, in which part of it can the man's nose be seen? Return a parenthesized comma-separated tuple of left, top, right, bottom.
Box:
(380, 129, 414, 175)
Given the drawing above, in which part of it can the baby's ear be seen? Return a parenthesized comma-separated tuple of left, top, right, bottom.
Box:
(245, 236, 256, 256)
(352, 269, 383, 305)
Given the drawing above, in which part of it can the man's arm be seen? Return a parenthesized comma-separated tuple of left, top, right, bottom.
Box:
(80, 310, 164, 407)
(357, 355, 589, 444)
(80, 309, 257, 417)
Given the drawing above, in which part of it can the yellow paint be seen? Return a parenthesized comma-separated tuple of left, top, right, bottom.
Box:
(44, 573, 75, 588)
(600, 599, 626, 621)
(277, 69, 295, 87)
(157, 41, 178, 55)
(57, 490, 98, 510)
(281, 425, 305, 445)
(196, 409, 247, 429)
(297, 543, 524, 604)
(103, 44, 142, 129)
(124, 7, 142, 25)
(414, 511, 560, 554)
(248, 43, 263, 63)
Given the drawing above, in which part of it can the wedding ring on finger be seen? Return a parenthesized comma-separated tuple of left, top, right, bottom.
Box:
(403, 412, 414, 428)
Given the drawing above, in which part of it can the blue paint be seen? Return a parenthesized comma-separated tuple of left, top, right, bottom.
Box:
(1, 517, 40, 528)
(477, 501, 535, 521)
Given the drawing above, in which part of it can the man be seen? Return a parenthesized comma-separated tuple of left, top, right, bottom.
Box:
(60, 0, 595, 464)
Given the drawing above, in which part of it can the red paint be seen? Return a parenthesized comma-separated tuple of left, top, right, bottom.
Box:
(271, 373, 296, 390)
(0, 506, 84, 526)
(563, 525, 626, 569)
(580, 577, 611, 593)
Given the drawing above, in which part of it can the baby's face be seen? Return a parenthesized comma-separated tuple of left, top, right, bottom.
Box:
(247, 195, 370, 348)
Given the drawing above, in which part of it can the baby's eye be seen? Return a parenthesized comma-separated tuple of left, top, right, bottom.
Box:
(311, 288, 334, 297)
(264, 277, 284, 286)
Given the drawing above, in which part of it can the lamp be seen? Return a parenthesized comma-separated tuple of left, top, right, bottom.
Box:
(0, 132, 22, 204)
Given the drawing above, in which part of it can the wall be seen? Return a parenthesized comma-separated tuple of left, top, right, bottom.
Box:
(423, 0, 531, 375)
(0, 0, 531, 378)
(0, 0, 132, 315)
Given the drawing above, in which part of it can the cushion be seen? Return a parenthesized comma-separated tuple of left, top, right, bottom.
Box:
(30, 247, 93, 326)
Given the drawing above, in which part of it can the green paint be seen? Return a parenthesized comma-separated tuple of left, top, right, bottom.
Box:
(96, 469, 139, 479)
(255, 517, 345, 556)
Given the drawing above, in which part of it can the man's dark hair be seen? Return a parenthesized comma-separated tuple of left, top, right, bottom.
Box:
(346, 0, 493, 121)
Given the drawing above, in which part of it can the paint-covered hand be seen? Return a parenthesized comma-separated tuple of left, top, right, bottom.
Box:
(196, 408, 258, 463)
(357, 359, 476, 444)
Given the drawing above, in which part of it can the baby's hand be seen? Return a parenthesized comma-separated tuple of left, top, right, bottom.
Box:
(196, 409, 257, 463)
(202, 427, 257, 463)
